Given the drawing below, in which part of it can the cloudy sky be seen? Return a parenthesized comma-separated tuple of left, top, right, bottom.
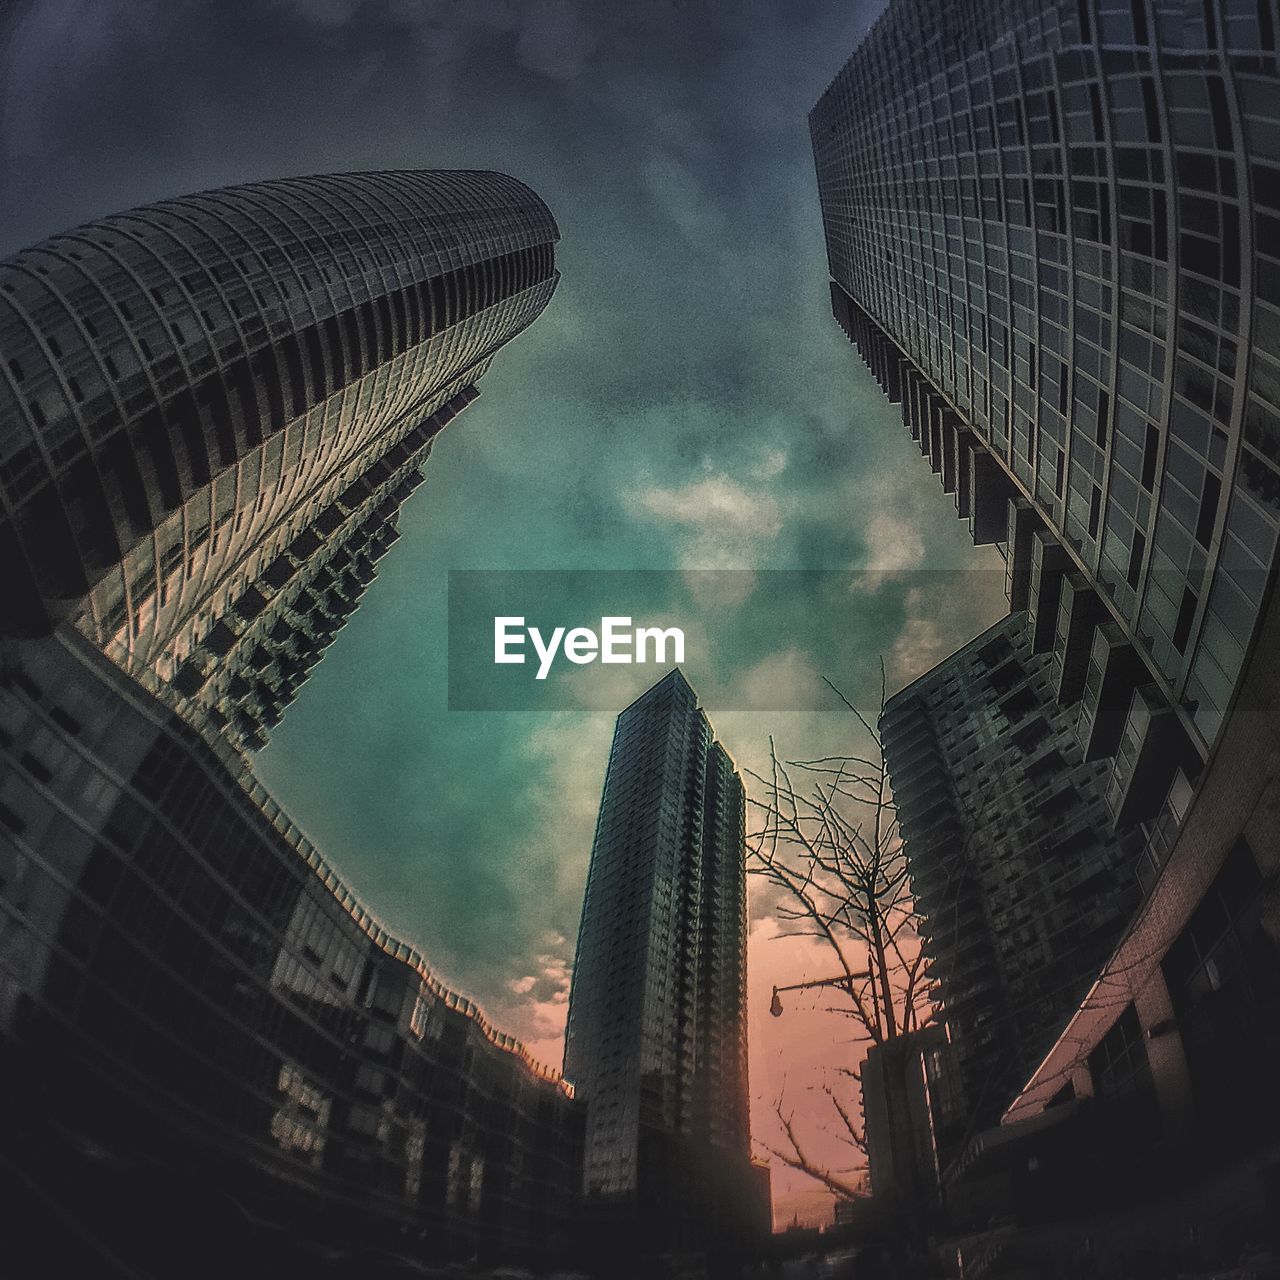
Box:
(0, 0, 1007, 1226)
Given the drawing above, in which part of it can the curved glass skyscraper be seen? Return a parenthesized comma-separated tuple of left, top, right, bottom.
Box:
(0, 172, 583, 1273)
(0, 169, 557, 749)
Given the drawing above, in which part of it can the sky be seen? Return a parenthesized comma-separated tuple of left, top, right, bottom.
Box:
(0, 0, 1007, 1227)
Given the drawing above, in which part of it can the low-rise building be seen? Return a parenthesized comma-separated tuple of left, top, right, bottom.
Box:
(0, 629, 584, 1271)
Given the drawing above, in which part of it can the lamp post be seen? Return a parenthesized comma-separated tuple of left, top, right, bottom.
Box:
(769, 971, 873, 1017)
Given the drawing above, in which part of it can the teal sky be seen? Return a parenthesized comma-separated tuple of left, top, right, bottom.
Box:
(1, 0, 1007, 1224)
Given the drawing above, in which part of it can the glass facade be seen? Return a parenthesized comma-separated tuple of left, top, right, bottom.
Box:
(0, 630, 583, 1267)
(0, 169, 575, 1269)
(0, 169, 559, 751)
(563, 669, 753, 1253)
(812, 0, 1280, 760)
(881, 615, 1143, 1129)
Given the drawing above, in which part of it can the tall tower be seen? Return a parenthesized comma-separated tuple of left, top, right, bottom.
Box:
(0, 172, 582, 1272)
(880, 615, 1144, 1134)
(811, 0, 1280, 831)
(810, 0, 1280, 1185)
(564, 669, 752, 1255)
(0, 169, 558, 749)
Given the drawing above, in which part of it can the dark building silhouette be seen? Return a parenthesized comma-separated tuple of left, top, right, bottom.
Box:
(0, 170, 580, 1273)
(0, 630, 583, 1270)
(0, 169, 557, 751)
(563, 669, 759, 1263)
(860, 1025, 956, 1216)
(949, 584, 1280, 1270)
(813, 0, 1280, 1267)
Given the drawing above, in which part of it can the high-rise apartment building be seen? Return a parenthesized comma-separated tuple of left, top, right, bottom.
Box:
(813, 1, 1280, 1259)
(0, 170, 579, 1273)
(563, 669, 756, 1257)
(813, 0, 1280, 834)
(0, 169, 557, 750)
(881, 615, 1143, 1130)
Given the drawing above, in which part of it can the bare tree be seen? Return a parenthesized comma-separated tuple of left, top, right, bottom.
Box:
(746, 669, 932, 1199)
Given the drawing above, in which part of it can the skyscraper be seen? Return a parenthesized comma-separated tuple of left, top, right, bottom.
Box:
(811, 1, 1280, 1257)
(0, 170, 581, 1273)
(0, 169, 558, 749)
(564, 669, 754, 1258)
(881, 614, 1143, 1132)
(812, 0, 1280, 828)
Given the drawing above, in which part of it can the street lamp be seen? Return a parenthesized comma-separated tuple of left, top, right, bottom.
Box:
(769, 970, 873, 1017)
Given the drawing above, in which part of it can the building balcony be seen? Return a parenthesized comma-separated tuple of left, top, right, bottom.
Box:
(1105, 683, 1198, 829)
(1005, 498, 1040, 611)
(829, 279, 855, 340)
(1133, 768, 1195, 896)
(892, 758, 948, 806)
(911, 383, 935, 454)
(909, 845, 966, 884)
(887, 748, 945, 798)
(1052, 573, 1105, 705)
(918, 390, 942, 465)
(904, 805, 961, 851)
(939, 411, 961, 495)
(882, 719, 936, 768)
(880, 690, 928, 733)
(940, 979, 994, 1013)
(952, 427, 975, 520)
(966, 446, 1015, 546)
(902, 823, 959, 865)
(1028, 530, 1069, 654)
(902, 366, 925, 442)
(370, 526, 401, 559)
(1074, 622, 1146, 762)
(915, 882, 980, 923)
